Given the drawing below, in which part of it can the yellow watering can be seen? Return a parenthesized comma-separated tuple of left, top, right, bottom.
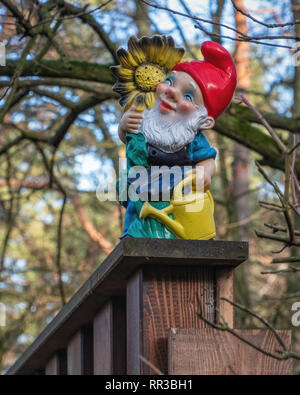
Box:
(139, 173, 216, 240)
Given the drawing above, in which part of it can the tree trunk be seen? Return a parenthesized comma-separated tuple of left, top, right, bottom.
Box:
(291, 0, 300, 265)
(233, 0, 251, 324)
(233, 0, 251, 242)
(292, 0, 300, 119)
(290, 0, 300, 373)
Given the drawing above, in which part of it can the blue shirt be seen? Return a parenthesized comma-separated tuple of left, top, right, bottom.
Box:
(188, 132, 217, 163)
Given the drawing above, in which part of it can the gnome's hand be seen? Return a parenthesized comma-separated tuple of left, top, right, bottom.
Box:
(187, 158, 216, 192)
(118, 104, 144, 143)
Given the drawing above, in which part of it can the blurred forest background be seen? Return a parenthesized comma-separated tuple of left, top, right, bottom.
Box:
(0, 0, 300, 373)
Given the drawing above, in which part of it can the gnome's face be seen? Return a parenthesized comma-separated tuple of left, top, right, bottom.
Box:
(156, 71, 209, 120)
(138, 71, 215, 153)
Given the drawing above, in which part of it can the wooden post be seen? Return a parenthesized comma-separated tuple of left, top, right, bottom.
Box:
(216, 267, 235, 327)
(127, 265, 217, 374)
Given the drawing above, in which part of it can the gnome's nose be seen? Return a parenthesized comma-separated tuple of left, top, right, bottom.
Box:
(165, 86, 179, 102)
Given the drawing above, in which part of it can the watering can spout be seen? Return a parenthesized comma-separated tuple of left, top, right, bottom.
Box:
(139, 201, 185, 238)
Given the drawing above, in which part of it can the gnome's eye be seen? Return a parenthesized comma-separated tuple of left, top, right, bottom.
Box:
(184, 93, 193, 102)
(164, 76, 174, 86)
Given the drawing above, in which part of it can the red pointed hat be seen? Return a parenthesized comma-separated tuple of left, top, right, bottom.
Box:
(173, 41, 237, 119)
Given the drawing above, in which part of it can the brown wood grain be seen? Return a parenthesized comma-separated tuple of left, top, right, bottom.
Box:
(127, 270, 143, 375)
(45, 354, 59, 375)
(112, 297, 126, 375)
(45, 350, 67, 375)
(93, 302, 113, 375)
(216, 267, 234, 328)
(93, 297, 126, 375)
(67, 332, 82, 375)
(67, 326, 93, 375)
(127, 265, 216, 375)
(168, 328, 293, 375)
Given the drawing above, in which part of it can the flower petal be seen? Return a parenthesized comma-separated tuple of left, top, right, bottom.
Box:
(147, 35, 164, 63)
(121, 90, 139, 109)
(134, 93, 146, 112)
(117, 48, 139, 68)
(111, 66, 134, 82)
(113, 81, 136, 95)
(152, 36, 184, 69)
(152, 35, 164, 48)
(145, 92, 156, 109)
(162, 48, 185, 70)
(128, 36, 146, 64)
(165, 36, 175, 48)
(124, 91, 145, 112)
(140, 36, 153, 62)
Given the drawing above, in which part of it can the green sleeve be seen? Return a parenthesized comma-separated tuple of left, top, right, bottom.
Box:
(126, 132, 149, 171)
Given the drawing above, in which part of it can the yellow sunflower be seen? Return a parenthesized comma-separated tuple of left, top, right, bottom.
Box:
(111, 35, 185, 112)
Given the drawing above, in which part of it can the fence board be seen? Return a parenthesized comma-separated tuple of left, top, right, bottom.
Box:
(67, 326, 93, 375)
(93, 297, 126, 375)
(45, 350, 67, 375)
(127, 265, 216, 375)
(168, 328, 293, 375)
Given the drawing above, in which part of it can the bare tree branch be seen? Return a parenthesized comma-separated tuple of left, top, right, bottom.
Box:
(196, 294, 299, 361)
(231, 0, 300, 28)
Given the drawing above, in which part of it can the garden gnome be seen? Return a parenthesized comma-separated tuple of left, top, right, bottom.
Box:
(112, 37, 237, 239)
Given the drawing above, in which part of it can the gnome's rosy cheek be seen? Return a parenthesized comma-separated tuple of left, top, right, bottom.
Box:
(179, 101, 194, 114)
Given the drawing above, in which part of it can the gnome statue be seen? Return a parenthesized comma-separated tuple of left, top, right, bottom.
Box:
(111, 36, 237, 240)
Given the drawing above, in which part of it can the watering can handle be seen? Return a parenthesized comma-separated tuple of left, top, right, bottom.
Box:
(173, 173, 195, 203)
(190, 173, 215, 214)
(173, 173, 215, 213)
(206, 190, 214, 214)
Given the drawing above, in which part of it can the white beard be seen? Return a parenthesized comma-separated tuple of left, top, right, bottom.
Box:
(139, 102, 210, 153)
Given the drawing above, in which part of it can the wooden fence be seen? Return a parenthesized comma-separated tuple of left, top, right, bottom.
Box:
(5, 238, 293, 375)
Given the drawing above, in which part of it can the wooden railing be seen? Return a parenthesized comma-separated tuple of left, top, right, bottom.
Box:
(6, 238, 290, 375)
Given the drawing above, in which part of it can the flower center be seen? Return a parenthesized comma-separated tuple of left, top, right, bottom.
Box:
(134, 63, 166, 92)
